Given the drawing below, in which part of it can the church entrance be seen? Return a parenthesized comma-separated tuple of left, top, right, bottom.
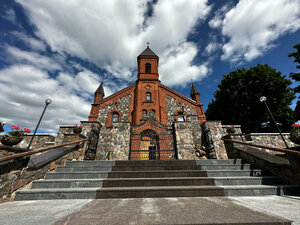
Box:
(129, 125, 176, 160)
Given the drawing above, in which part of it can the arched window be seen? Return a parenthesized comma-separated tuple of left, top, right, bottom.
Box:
(145, 63, 151, 73)
(177, 112, 185, 121)
(149, 110, 155, 118)
(142, 110, 147, 119)
(146, 92, 151, 101)
(112, 113, 119, 124)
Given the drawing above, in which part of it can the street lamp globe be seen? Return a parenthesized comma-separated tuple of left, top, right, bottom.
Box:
(259, 96, 267, 103)
(45, 99, 52, 105)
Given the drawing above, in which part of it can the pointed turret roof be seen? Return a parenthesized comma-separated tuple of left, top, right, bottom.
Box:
(138, 46, 159, 58)
(190, 83, 200, 96)
(95, 82, 105, 96)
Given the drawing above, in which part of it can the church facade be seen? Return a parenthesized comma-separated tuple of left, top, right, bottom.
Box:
(88, 46, 206, 160)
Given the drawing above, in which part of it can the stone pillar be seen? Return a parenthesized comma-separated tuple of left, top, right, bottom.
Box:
(174, 122, 197, 159)
(81, 121, 101, 160)
(201, 121, 227, 159)
(96, 122, 130, 160)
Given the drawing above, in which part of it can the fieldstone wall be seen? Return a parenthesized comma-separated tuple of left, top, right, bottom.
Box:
(2, 134, 56, 150)
(249, 133, 295, 149)
(0, 142, 86, 201)
(202, 121, 228, 159)
(96, 122, 130, 160)
(166, 95, 198, 125)
(97, 94, 132, 124)
(174, 121, 203, 160)
(0, 134, 56, 161)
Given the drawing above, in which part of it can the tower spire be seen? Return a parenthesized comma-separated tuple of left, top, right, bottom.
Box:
(95, 82, 105, 96)
(190, 83, 200, 96)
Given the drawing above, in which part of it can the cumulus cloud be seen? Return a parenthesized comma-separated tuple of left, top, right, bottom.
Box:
(208, 4, 231, 29)
(0, 65, 102, 132)
(160, 42, 210, 86)
(16, 0, 212, 84)
(220, 0, 300, 63)
(5, 46, 61, 71)
(0, 0, 215, 133)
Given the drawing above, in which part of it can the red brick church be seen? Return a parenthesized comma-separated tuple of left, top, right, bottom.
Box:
(88, 46, 206, 160)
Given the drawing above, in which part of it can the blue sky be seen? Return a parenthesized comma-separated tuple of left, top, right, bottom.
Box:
(0, 0, 299, 133)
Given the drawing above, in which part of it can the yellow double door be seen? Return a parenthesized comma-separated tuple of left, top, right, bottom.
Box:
(140, 141, 156, 160)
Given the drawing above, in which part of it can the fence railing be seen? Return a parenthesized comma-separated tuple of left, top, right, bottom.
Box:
(0, 138, 88, 163)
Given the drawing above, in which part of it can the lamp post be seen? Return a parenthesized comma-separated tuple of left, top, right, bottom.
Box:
(259, 96, 289, 148)
(27, 99, 52, 149)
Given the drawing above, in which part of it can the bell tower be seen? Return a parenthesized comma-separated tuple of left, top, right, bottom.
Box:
(137, 44, 159, 81)
(132, 45, 161, 125)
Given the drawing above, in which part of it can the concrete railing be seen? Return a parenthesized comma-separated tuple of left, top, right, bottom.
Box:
(222, 136, 300, 184)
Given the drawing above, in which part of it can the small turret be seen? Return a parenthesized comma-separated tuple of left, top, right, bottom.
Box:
(190, 83, 201, 105)
(94, 82, 105, 103)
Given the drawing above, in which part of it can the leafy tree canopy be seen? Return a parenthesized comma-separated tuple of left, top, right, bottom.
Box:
(205, 64, 295, 133)
(288, 43, 300, 95)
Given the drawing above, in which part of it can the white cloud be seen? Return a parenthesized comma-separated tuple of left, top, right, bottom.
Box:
(220, 0, 300, 63)
(208, 4, 231, 29)
(11, 31, 46, 51)
(5, 46, 61, 71)
(2, 8, 17, 25)
(0, 64, 101, 132)
(0, 0, 215, 133)
(204, 42, 219, 55)
(16, 0, 212, 85)
(160, 42, 210, 86)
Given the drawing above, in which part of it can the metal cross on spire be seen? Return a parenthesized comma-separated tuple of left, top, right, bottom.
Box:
(147, 42, 150, 47)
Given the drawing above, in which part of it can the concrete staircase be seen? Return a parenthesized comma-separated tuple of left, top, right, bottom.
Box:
(14, 159, 299, 200)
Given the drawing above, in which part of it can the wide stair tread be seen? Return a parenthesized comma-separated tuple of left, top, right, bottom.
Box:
(14, 159, 300, 200)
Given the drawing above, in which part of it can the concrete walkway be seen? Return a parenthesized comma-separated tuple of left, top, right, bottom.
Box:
(0, 196, 299, 225)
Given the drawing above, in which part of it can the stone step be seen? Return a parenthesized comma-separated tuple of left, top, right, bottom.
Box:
(45, 172, 109, 179)
(102, 176, 281, 187)
(111, 164, 250, 171)
(64, 159, 244, 167)
(65, 161, 116, 167)
(56, 166, 113, 172)
(14, 185, 285, 200)
(46, 169, 263, 179)
(14, 188, 98, 200)
(115, 160, 196, 166)
(196, 159, 242, 165)
(95, 185, 282, 199)
(206, 170, 263, 177)
(56, 164, 250, 172)
(34, 176, 281, 189)
(108, 169, 263, 178)
(31, 179, 103, 189)
(15, 183, 300, 200)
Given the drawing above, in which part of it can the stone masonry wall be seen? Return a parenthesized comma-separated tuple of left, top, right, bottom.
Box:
(0, 134, 56, 161)
(0, 138, 87, 201)
(249, 133, 295, 149)
(174, 121, 203, 160)
(97, 94, 132, 124)
(96, 122, 130, 160)
(166, 95, 198, 126)
(204, 121, 228, 159)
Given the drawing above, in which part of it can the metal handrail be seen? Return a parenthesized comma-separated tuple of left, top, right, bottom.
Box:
(0, 138, 88, 162)
(221, 138, 300, 157)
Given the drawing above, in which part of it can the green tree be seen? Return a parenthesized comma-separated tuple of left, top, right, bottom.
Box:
(288, 43, 300, 95)
(206, 64, 295, 133)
